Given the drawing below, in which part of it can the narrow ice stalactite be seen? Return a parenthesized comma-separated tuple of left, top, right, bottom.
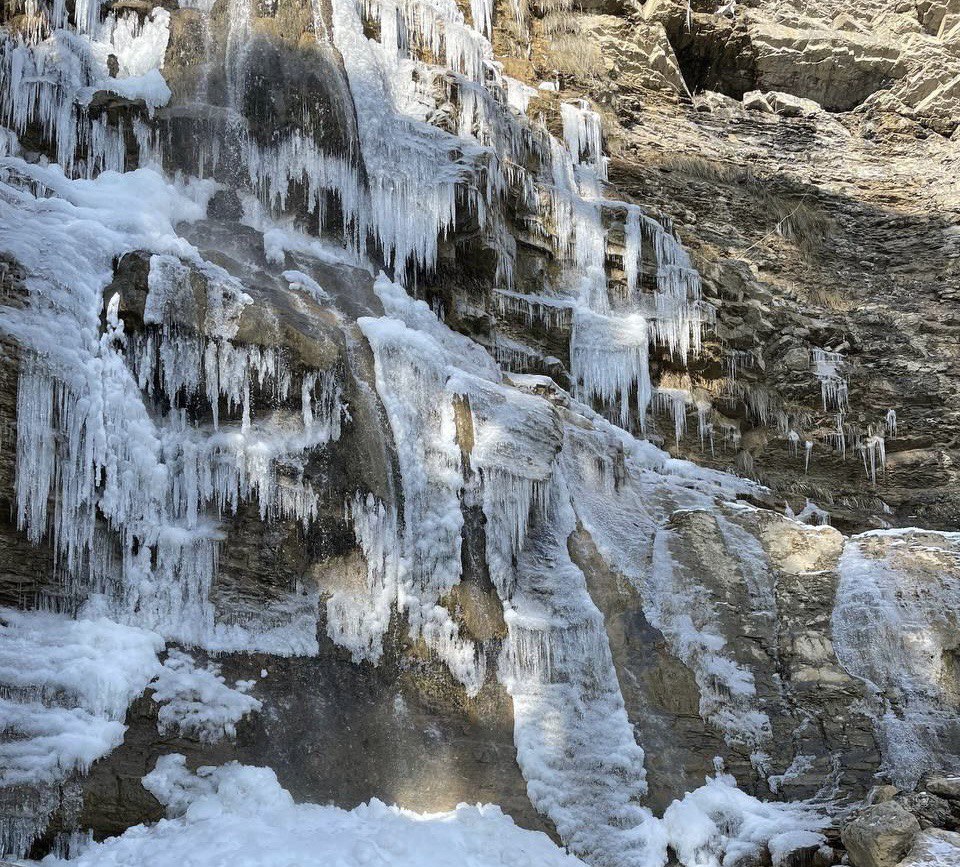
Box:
(469, 0, 493, 38)
(886, 408, 898, 437)
(653, 387, 689, 445)
(860, 430, 886, 484)
(832, 530, 960, 788)
(560, 100, 606, 181)
(787, 429, 800, 456)
(623, 204, 642, 297)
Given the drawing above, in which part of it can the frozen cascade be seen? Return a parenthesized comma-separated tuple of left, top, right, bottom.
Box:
(560, 100, 606, 181)
(559, 416, 773, 754)
(327, 0, 495, 278)
(571, 310, 652, 429)
(357, 313, 486, 695)
(326, 493, 403, 663)
(0, 10, 169, 176)
(0, 0, 872, 859)
(832, 530, 960, 788)
(496, 469, 667, 867)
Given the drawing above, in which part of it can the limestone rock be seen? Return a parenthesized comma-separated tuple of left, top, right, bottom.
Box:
(748, 19, 903, 111)
(842, 802, 921, 867)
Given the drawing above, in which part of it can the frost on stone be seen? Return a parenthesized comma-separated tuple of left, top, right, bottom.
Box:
(832, 529, 960, 788)
(151, 650, 262, 743)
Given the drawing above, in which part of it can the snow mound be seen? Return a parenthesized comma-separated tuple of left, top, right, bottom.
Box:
(38, 755, 586, 867)
(662, 772, 827, 867)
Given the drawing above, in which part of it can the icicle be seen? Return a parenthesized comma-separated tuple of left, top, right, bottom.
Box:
(358, 315, 485, 695)
(653, 388, 688, 445)
(623, 204, 642, 296)
(804, 440, 813, 473)
(861, 430, 886, 485)
(810, 348, 848, 412)
(560, 100, 606, 180)
(787, 429, 799, 457)
(570, 310, 652, 430)
(886, 408, 898, 438)
(325, 493, 401, 663)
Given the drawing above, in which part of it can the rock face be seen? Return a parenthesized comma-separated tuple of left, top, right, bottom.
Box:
(0, 0, 958, 864)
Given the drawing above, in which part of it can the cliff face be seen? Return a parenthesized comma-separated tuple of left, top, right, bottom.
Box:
(0, 0, 958, 864)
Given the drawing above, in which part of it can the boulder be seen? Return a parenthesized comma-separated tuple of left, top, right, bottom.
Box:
(765, 91, 822, 117)
(841, 802, 921, 867)
(867, 785, 901, 805)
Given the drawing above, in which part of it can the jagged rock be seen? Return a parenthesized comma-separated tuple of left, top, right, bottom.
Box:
(744, 89, 774, 112)
(841, 802, 921, 867)
(896, 792, 959, 831)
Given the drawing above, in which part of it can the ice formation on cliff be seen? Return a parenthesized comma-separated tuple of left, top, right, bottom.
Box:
(0, 0, 954, 862)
